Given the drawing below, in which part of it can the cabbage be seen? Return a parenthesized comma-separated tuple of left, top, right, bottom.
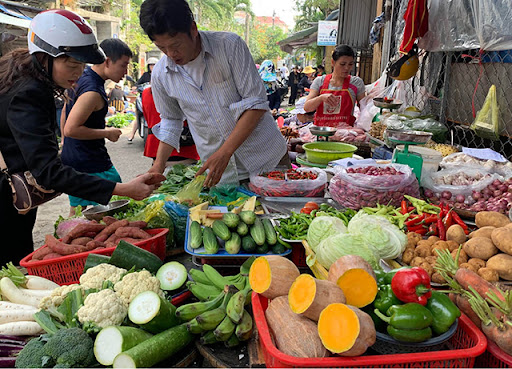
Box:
(315, 233, 380, 270)
(306, 216, 347, 251)
(347, 211, 407, 260)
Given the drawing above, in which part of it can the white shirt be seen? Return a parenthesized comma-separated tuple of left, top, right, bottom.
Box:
(279, 66, 289, 78)
(180, 49, 205, 89)
(151, 31, 287, 184)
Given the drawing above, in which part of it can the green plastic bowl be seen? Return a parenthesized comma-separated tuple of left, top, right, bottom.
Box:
(302, 142, 357, 164)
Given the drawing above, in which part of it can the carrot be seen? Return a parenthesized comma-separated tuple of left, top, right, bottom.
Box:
(45, 235, 85, 255)
(61, 223, 106, 243)
(94, 219, 129, 242)
(455, 268, 505, 301)
(128, 221, 148, 228)
(71, 237, 93, 246)
(482, 321, 512, 355)
(43, 253, 64, 260)
(102, 216, 118, 226)
(115, 227, 151, 239)
(455, 294, 482, 328)
(32, 246, 52, 260)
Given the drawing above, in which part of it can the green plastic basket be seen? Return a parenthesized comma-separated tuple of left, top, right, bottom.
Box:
(302, 142, 357, 164)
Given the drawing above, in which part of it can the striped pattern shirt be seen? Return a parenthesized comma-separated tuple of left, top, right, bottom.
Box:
(151, 31, 287, 184)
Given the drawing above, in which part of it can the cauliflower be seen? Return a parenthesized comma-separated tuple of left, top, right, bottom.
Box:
(77, 289, 127, 330)
(39, 284, 84, 310)
(79, 264, 127, 290)
(114, 270, 163, 305)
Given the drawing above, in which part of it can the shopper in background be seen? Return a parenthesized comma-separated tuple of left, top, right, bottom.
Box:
(298, 65, 315, 96)
(288, 65, 300, 106)
(0, 10, 161, 265)
(259, 60, 280, 112)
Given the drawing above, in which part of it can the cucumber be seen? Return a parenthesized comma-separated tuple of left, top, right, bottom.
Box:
(225, 233, 241, 254)
(109, 240, 163, 274)
(128, 291, 180, 334)
(189, 221, 203, 249)
(241, 236, 256, 253)
(83, 254, 111, 273)
(212, 220, 231, 241)
(113, 324, 194, 368)
(156, 261, 188, 291)
(222, 213, 240, 228)
(255, 242, 269, 254)
(202, 227, 219, 254)
(262, 218, 277, 245)
(240, 211, 256, 225)
(236, 222, 249, 236)
(94, 326, 152, 366)
(250, 218, 266, 246)
(272, 243, 286, 254)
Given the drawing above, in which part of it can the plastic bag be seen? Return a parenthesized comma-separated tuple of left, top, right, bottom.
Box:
(209, 185, 250, 207)
(298, 124, 316, 143)
(164, 201, 189, 247)
(249, 168, 327, 197)
(384, 115, 448, 143)
(440, 152, 512, 178)
(173, 175, 205, 207)
(129, 200, 175, 249)
(329, 164, 420, 210)
(471, 85, 500, 141)
(422, 167, 503, 205)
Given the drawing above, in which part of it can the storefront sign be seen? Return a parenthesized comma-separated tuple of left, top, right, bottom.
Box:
(317, 20, 338, 46)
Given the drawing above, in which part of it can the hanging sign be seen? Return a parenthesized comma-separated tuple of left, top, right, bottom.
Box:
(317, 20, 338, 46)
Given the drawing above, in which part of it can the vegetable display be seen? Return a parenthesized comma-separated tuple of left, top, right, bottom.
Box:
(249, 168, 327, 197)
(390, 267, 432, 305)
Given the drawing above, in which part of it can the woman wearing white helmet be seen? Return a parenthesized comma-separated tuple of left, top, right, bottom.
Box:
(0, 9, 164, 265)
(136, 56, 159, 86)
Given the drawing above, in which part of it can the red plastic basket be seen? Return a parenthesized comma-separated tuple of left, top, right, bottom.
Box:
(20, 228, 168, 285)
(475, 340, 512, 368)
(252, 292, 487, 368)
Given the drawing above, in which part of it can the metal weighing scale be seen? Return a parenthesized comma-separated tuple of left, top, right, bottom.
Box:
(309, 125, 337, 141)
(372, 98, 403, 123)
(386, 129, 433, 183)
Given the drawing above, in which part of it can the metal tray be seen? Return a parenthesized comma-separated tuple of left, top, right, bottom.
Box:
(183, 206, 291, 258)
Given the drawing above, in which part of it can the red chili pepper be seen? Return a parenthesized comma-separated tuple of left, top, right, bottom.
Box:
(405, 214, 426, 227)
(426, 223, 438, 237)
(437, 217, 446, 241)
(438, 203, 445, 218)
(423, 215, 439, 224)
(407, 206, 416, 213)
(451, 211, 469, 231)
(414, 228, 428, 236)
(401, 200, 408, 215)
(408, 223, 427, 232)
(391, 267, 432, 305)
(443, 210, 453, 228)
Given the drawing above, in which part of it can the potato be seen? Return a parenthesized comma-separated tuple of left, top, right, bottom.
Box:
(427, 236, 440, 245)
(431, 272, 446, 284)
(467, 258, 486, 270)
(419, 262, 434, 277)
(477, 267, 499, 282)
(417, 240, 432, 249)
(446, 225, 467, 244)
(414, 244, 431, 258)
(407, 232, 422, 245)
(491, 228, 512, 255)
(405, 241, 417, 250)
(425, 256, 437, 265)
(505, 223, 512, 229)
(475, 211, 511, 228)
(402, 249, 414, 265)
(431, 241, 449, 251)
(410, 257, 425, 268)
(459, 263, 478, 273)
(452, 249, 468, 264)
(463, 237, 498, 260)
(469, 226, 496, 239)
(445, 240, 460, 252)
(486, 254, 512, 280)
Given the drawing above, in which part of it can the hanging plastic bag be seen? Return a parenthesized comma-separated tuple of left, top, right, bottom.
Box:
(470, 85, 500, 141)
(173, 175, 206, 207)
(164, 201, 189, 247)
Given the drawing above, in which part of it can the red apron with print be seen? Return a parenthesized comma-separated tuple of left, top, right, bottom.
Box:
(313, 74, 356, 127)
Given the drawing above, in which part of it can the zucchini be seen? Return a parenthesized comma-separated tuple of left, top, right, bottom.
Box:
(203, 227, 219, 254)
(240, 211, 256, 225)
(250, 218, 266, 246)
(236, 222, 249, 236)
(212, 220, 231, 241)
(222, 213, 240, 228)
(224, 233, 241, 254)
(262, 218, 277, 246)
(83, 254, 110, 273)
(113, 324, 194, 368)
(241, 236, 256, 253)
(109, 240, 163, 274)
(128, 291, 180, 334)
(94, 326, 152, 366)
(189, 221, 203, 249)
(156, 261, 188, 291)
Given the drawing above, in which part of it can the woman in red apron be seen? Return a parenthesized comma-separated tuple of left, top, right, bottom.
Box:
(304, 45, 366, 128)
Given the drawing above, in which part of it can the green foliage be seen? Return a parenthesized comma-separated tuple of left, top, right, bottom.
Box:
(106, 113, 135, 128)
(293, 0, 338, 31)
(249, 25, 287, 64)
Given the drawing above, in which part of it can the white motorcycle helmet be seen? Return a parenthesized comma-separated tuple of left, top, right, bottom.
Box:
(147, 57, 159, 66)
(28, 9, 105, 64)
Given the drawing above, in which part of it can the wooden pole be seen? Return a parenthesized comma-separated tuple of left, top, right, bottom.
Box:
(371, 0, 385, 82)
(324, 46, 335, 73)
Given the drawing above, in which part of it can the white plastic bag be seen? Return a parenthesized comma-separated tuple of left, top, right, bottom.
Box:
(249, 168, 327, 197)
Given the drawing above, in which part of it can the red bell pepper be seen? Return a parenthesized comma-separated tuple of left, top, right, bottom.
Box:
(391, 267, 432, 305)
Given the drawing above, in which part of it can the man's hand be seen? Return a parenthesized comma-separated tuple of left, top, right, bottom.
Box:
(115, 173, 165, 200)
(105, 128, 122, 142)
(148, 162, 166, 175)
(196, 149, 232, 188)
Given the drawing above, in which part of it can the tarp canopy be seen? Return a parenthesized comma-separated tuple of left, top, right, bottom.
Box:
(0, 2, 32, 28)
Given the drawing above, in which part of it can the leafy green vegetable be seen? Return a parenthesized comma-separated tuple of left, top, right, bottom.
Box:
(155, 163, 202, 195)
(306, 216, 347, 252)
(106, 113, 134, 128)
(315, 233, 380, 270)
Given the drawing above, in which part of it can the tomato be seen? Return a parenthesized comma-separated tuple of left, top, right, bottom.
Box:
(303, 202, 319, 210)
(300, 208, 312, 214)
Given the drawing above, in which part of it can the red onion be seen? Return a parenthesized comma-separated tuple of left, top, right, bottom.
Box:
(493, 179, 502, 186)
(441, 191, 452, 200)
(455, 194, 466, 203)
(488, 185, 497, 192)
(472, 191, 482, 200)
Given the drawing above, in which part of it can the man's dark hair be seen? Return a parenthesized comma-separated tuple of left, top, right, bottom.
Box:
(332, 44, 355, 61)
(99, 39, 132, 63)
(139, 0, 194, 40)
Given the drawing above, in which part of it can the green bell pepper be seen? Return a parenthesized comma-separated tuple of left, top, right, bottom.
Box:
(375, 267, 412, 286)
(426, 291, 461, 335)
(387, 326, 433, 343)
(374, 285, 402, 314)
(374, 303, 433, 330)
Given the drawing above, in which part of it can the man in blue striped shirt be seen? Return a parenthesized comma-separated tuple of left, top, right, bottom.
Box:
(139, 0, 288, 187)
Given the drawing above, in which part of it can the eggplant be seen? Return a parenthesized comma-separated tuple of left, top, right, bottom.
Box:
(0, 357, 16, 368)
(0, 335, 27, 343)
(0, 344, 23, 357)
(0, 339, 26, 347)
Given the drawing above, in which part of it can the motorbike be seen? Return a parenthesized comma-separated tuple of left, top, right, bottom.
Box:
(135, 83, 150, 143)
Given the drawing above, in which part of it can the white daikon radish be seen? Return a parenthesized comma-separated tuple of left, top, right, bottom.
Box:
(25, 276, 59, 290)
(0, 309, 37, 324)
(0, 278, 42, 307)
(0, 321, 43, 336)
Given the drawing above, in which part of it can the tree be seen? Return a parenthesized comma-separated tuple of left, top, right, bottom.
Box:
(249, 24, 287, 64)
(293, 0, 338, 31)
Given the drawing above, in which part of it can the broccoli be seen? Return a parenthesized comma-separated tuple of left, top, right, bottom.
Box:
(15, 337, 55, 368)
(43, 328, 96, 368)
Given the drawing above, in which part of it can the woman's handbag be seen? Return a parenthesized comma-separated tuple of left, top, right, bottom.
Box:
(0, 151, 60, 214)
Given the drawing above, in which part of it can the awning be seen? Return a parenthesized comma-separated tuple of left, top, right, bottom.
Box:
(0, 12, 30, 27)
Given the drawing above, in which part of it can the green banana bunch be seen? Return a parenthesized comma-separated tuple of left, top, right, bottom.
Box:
(226, 289, 246, 324)
(235, 309, 253, 341)
(200, 330, 219, 345)
(196, 287, 234, 330)
(213, 315, 236, 341)
(187, 281, 222, 301)
(176, 289, 225, 321)
(203, 264, 246, 291)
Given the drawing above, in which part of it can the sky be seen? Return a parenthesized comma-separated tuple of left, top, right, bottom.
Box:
(252, 0, 299, 29)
